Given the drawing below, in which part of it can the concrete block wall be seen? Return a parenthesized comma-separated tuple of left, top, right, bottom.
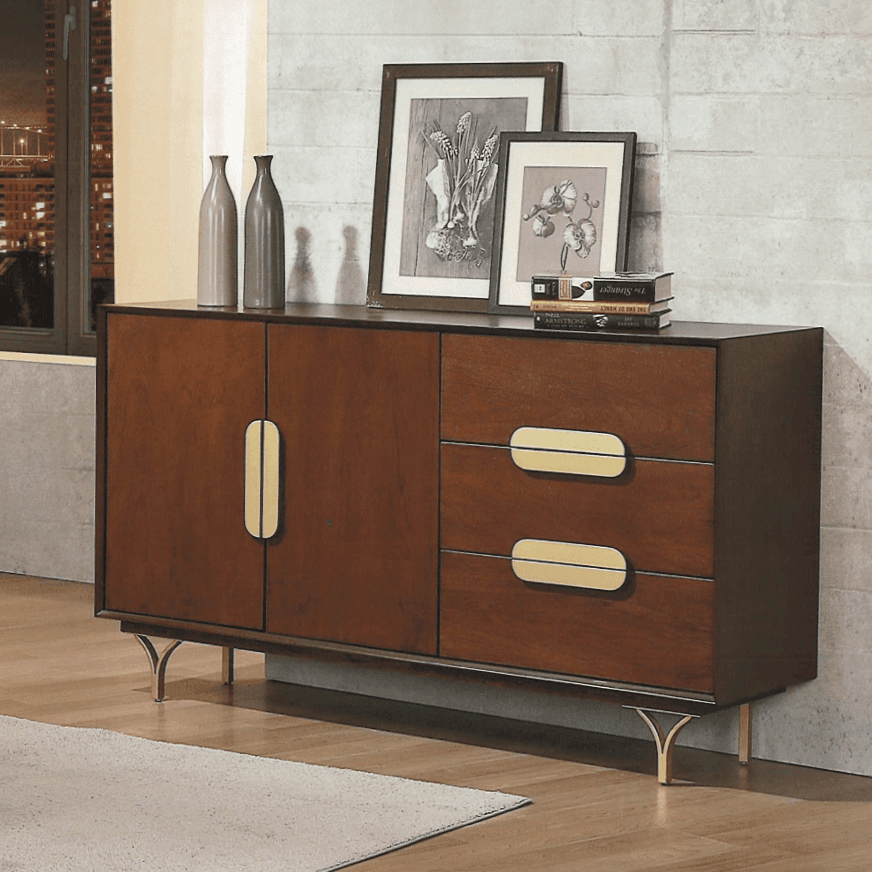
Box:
(662, 1, 872, 776)
(0, 356, 96, 583)
(266, 0, 872, 776)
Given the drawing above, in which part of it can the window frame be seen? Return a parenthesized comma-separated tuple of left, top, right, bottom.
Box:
(0, 1, 102, 357)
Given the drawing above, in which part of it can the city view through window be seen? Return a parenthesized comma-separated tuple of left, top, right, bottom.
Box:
(0, 0, 113, 350)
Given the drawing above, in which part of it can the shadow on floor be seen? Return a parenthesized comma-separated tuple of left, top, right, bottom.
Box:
(154, 674, 872, 803)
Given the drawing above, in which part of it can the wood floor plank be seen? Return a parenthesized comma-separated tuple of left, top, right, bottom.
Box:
(2, 573, 872, 872)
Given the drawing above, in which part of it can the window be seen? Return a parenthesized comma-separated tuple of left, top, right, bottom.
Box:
(0, 0, 113, 356)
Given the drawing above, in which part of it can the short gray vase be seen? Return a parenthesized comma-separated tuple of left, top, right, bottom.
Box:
(197, 155, 238, 307)
(243, 155, 285, 308)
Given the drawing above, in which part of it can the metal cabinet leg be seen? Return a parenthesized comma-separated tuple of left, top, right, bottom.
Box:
(738, 702, 752, 765)
(634, 708, 698, 785)
(222, 647, 235, 685)
(134, 635, 183, 702)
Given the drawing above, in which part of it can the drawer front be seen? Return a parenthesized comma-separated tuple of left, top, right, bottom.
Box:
(442, 334, 716, 462)
(441, 443, 714, 578)
(440, 551, 715, 693)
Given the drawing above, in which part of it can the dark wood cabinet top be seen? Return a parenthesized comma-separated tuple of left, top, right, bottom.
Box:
(102, 299, 821, 346)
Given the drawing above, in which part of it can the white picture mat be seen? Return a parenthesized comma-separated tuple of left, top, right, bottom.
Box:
(382, 77, 546, 299)
(497, 140, 628, 308)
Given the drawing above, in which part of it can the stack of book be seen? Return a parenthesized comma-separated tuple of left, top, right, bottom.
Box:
(530, 272, 673, 332)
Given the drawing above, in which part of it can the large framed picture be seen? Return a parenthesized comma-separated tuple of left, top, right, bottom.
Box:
(367, 62, 563, 312)
(488, 132, 637, 315)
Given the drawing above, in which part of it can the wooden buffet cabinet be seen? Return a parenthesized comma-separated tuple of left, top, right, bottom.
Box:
(96, 301, 823, 783)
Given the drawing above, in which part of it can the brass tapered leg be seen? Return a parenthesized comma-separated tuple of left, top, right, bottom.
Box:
(634, 708, 697, 785)
(134, 635, 183, 702)
(738, 702, 752, 765)
(222, 647, 235, 685)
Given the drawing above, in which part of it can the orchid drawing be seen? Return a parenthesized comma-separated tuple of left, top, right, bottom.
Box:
(421, 111, 500, 266)
(523, 181, 600, 272)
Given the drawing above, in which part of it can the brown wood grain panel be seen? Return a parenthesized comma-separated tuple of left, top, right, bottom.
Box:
(266, 325, 440, 654)
(440, 551, 715, 692)
(104, 313, 266, 628)
(712, 330, 823, 704)
(441, 333, 716, 461)
(441, 443, 715, 578)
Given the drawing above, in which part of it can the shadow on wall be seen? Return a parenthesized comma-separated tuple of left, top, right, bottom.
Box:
(287, 227, 317, 303)
(335, 226, 365, 305)
(282, 153, 661, 308)
(626, 145, 662, 274)
(559, 73, 660, 274)
(286, 224, 366, 306)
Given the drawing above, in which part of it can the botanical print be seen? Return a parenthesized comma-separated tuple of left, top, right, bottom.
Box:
(422, 112, 499, 266)
(399, 97, 528, 280)
(515, 165, 607, 281)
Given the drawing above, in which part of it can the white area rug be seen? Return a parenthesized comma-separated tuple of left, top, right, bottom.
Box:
(0, 715, 529, 871)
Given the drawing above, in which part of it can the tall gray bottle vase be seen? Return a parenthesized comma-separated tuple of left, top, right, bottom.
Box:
(243, 155, 285, 308)
(197, 155, 238, 307)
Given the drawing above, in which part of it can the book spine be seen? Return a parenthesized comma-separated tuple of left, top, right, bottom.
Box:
(533, 312, 669, 331)
(531, 275, 593, 300)
(531, 300, 659, 314)
(592, 280, 657, 302)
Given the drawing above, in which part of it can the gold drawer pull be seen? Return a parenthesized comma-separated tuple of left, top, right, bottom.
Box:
(511, 538, 627, 591)
(244, 420, 281, 539)
(261, 420, 280, 538)
(244, 421, 262, 537)
(509, 426, 626, 477)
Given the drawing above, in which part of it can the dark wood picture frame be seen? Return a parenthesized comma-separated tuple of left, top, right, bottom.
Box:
(488, 131, 637, 316)
(367, 62, 563, 312)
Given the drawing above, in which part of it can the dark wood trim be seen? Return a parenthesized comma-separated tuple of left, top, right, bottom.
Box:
(112, 616, 747, 716)
(99, 300, 822, 347)
(93, 303, 108, 614)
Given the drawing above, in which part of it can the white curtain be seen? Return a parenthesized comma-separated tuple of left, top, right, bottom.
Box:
(202, 0, 255, 204)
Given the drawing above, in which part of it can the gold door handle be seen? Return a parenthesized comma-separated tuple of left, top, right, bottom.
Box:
(509, 426, 626, 477)
(244, 420, 281, 539)
(511, 538, 627, 591)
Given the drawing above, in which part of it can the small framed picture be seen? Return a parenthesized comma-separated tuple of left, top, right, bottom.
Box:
(367, 62, 563, 312)
(488, 132, 637, 315)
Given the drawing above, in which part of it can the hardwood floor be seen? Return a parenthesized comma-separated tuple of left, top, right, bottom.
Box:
(3, 573, 871, 870)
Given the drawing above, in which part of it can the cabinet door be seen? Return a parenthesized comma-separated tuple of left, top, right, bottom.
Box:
(266, 325, 439, 654)
(103, 313, 266, 629)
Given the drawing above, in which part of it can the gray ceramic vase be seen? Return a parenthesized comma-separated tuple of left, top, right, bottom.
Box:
(197, 155, 238, 307)
(243, 155, 285, 308)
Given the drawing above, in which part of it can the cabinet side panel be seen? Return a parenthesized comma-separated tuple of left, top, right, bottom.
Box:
(714, 329, 823, 704)
(267, 325, 440, 655)
(104, 313, 266, 629)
